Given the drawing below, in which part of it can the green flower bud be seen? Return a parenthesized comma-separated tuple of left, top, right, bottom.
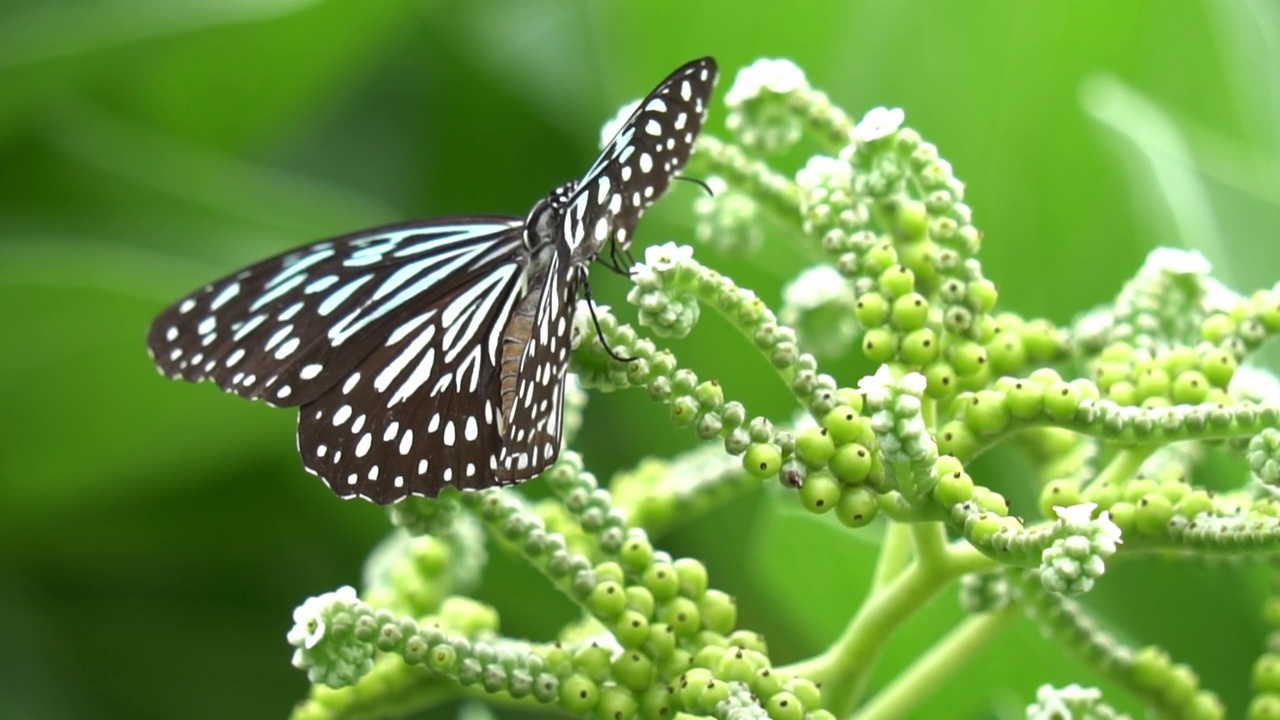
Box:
(765, 691, 804, 720)
(796, 426, 836, 468)
(660, 597, 701, 638)
(1043, 381, 1082, 421)
(862, 328, 899, 363)
(614, 610, 650, 649)
(558, 673, 599, 713)
(830, 443, 873, 484)
(836, 486, 879, 528)
(644, 563, 679, 602)
(900, 327, 940, 365)
(1135, 493, 1174, 535)
(824, 405, 862, 444)
(879, 265, 916, 298)
(699, 590, 738, 635)
(573, 643, 612, 683)
(625, 586, 655, 618)
(1038, 480, 1082, 519)
(799, 469, 841, 513)
(964, 390, 1010, 435)
(743, 442, 783, 478)
(1199, 348, 1237, 387)
(891, 292, 929, 331)
(936, 421, 978, 459)
(674, 558, 709, 598)
(610, 651, 654, 692)
(854, 292, 890, 327)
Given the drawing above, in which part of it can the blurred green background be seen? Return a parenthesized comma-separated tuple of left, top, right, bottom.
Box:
(2, 1, 1278, 718)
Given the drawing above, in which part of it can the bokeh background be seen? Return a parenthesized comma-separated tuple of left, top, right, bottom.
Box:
(2, 1, 1279, 718)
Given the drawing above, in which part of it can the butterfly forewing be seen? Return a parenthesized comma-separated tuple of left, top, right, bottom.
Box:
(147, 218, 525, 409)
(567, 57, 718, 255)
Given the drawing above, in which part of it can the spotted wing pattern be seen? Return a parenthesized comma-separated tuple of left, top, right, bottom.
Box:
(563, 57, 718, 257)
(147, 57, 721, 504)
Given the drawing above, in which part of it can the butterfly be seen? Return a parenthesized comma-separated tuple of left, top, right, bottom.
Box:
(146, 57, 718, 504)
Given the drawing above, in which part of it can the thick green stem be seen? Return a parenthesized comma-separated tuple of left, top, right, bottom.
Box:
(851, 604, 1021, 720)
(872, 523, 912, 591)
(780, 541, 998, 715)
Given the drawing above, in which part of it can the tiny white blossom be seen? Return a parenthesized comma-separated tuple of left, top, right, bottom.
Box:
(796, 155, 852, 192)
(853, 107, 905, 142)
(858, 364, 897, 408)
(899, 371, 928, 397)
(1052, 502, 1098, 529)
(600, 100, 641, 149)
(288, 585, 356, 650)
(643, 242, 693, 273)
(1145, 247, 1211, 276)
(782, 265, 848, 311)
(1095, 510, 1123, 547)
(725, 58, 808, 107)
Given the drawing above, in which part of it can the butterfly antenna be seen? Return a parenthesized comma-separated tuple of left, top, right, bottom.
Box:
(580, 271, 634, 363)
(674, 174, 715, 197)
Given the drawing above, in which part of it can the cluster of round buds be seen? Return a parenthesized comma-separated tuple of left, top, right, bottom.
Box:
(1249, 429, 1280, 487)
(1089, 341, 1240, 408)
(1201, 285, 1280, 361)
(724, 58, 808, 153)
(287, 588, 559, 700)
(628, 242, 701, 338)
(958, 570, 1013, 613)
(361, 530, 457, 617)
(791, 387, 887, 528)
(796, 155, 859, 240)
(667, 666, 832, 720)
(1108, 248, 1215, 353)
(692, 176, 766, 256)
(934, 457, 1030, 558)
(779, 264, 859, 359)
(1039, 503, 1123, 596)
(1025, 684, 1127, 720)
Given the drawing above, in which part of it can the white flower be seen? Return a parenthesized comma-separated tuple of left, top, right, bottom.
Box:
(1052, 502, 1098, 530)
(796, 155, 852, 193)
(857, 364, 897, 408)
(899, 371, 928, 398)
(782, 265, 847, 310)
(600, 99, 641, 150)
(1095, 510, 1123, 548)
(643, 242, 693, 273)
(287, 586, 356, 650)
(1144, 247, 1211, 276)
(853, 107, 905, 142)
(725, 58, 808, 107)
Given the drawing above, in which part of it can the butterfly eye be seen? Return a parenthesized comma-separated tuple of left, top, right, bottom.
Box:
(146, 57, 719, 503)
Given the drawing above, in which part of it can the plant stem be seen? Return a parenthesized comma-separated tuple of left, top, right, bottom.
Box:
(871, 522, 911, 591)
(851, 604, 1021, 720)
(779, 541, 998, 715)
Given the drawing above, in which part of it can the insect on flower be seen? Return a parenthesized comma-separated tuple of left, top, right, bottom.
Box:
(146, 57, 719, 504)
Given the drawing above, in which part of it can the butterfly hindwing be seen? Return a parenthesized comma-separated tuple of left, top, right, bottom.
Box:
(493, 246, 582, 482)
(297, 254, 528, 502)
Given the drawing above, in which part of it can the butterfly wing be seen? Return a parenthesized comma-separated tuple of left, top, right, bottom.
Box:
(493, 245, 582, 482)
(297, 251, 530, 502)
(147, 218, 531, 503)
(147, 218, 525, 409)
(564, 57, 719, 255)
